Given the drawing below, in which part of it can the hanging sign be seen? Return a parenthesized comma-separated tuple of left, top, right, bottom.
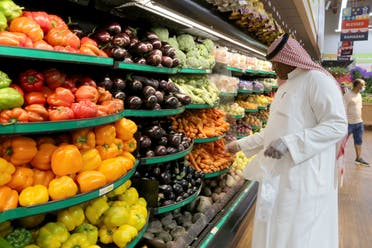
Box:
(340, 5, 370, 41)
(337, 41, 354, 56)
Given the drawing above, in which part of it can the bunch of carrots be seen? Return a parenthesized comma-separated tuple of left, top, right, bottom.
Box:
(186, 140, 234, 173)
(170, 108, 230, 139)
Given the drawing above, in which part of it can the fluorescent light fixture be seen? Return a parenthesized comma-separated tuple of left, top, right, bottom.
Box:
(140, 1, 267, 57)
(335, 0, 348, 32)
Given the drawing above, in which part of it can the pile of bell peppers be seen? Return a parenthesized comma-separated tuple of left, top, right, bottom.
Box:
(0, 117, 138, 212)
(0, 2, 107, 57)
(0, 180, 148, 248)
(0, 68, 124, 124)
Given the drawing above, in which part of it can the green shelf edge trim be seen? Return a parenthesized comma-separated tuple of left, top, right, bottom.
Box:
(0, 46, 113, 65)
(203, 167, 230, 179)
(258, 106, 267, 110)
(126, 214, 149, 248)
(141, 142, 194, 165)
(227, 114, 244, 119)
(264, 88, 272, 92)
(123, 107, 185, 117)
(219, 92, 237, 97)
(153, 184, 202, 215)
(236, 135, 247, 139)
(199, 180, 256, 248)
(251, 125, 261, 131)
(252, 90, 264, 94)
(245, 109, 258, 113)
(178, 68, 212, 74)
(186, 103, 219, 109)
(194, 134, 225, 144)
(0, 160, 139, 223)
(238, 89, 253, 94)
(117, 62, 178, 74)
(272, 85, 279, 89)
(0, 111, 126, 134)
(246, 69, 276, 75)
(226, 66, 243, 73)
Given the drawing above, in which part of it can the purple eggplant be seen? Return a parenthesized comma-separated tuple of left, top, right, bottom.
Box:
(130, 80, 143, 92)
(162, 56, 173, 68)
(158, 136, 168, 146)
(146, 31, 159, 40)
(94, 31, 112, 44)
(143, 86, 156, 97)
(124, 26, 136, 38)
(151, 49, 162, 57)
(168, 133, 181, 146)
(145, 42, 153, 52)
(172, 58, 180, 67)
(166, 81, 178, 92)
(112, 33, 131, 47)
(111, 47, 128, 61)
(146, 51, 162, 66)
(144, 95, 158, 109)
(155, 145, 167, 156)
(150, 39, 162, 49)
(166, 146, 178, 154)
(174, 93, 192, 105)
(164, 95, 180, 108)
(154, 103, 161, 110)
(113, 78, 126, 91)
(114, 91, 126, 101)
(130, 37, 139, 46)
(177, 144, 185, 152)
(145, 150, 155, 158)
(154, 91, 164, 103)
(159, 80, 168, 91)
(126, 96, 142, 109)
(132, 42, 148, 54)
(140, 136, 152, 149)
(123, 57, 133, 63)
(134, 57, 146, 64)
(69, 25, 84, 39)
(161, 44, 175, 57)
(146, 125, 163, 139)
(106, 22, 122, 35)
(99, 76, 113, 91)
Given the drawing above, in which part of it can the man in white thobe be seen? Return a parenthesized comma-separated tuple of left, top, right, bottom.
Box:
(227, 34, 347, 248)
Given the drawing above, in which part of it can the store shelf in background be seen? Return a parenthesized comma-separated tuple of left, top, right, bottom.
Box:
(226, 66, 244, 73)
(203, 167, 230, 179)
(0, 160, 139, 223)
(0, 46, 113, 66)
(252, 89, 264, 94)
(220, 92, 238, 97)
(186, 103, 219, 109)
(115, 61, 178, 74)
(246, 69, 276, 76)
(140, 142, 194, 165)
(245, 109, 258, 113)
(152, 184, 202, 215)
(0, 111, 126, 135)
(178, 68, 212, 74)
(123, 107, 185, 117)
(194, 134, 225, 144)
(238, 89, 253, 94)
(258, 106, 267, 111)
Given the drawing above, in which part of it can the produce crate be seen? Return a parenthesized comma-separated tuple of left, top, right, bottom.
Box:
(362, 103, 372, 126)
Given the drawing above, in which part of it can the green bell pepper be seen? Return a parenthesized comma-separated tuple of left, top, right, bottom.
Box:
(0, 237, 13, 248)
(0, 71, 12, 89)
(0, 87, 24, 110)
(57, 205, 85, 231)
(0, 0, 23, 21)
(61, 233, 91, 248)
(0, 12, 7, 31)
(74, 223, 98, 245)
(5, 227, 33, 248)
(36, 222, 70, 248)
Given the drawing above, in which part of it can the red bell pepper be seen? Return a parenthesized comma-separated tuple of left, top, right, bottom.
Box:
(71, 100, 98, 119)
(43, 68, 66, 90)
(9, 84, 24, 97)
(23, 11, 52, 33)
(19, 69, 45, 92)
(24, 92, 46, 106)
(47, 87, 75, 107)
(75, 85, 99, 103)
(48, 106, 74, 121)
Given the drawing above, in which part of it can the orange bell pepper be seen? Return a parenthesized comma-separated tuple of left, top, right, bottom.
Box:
(9, 16, 44, 42)
(122, 151, 136, 164)
(33, 169, 55, 187)
(81, 148, 102, 172)
(96, 143, 119, 160)
(51, 145, 83, 176)
(115, 118, 137, 141)
(72, 128, 96, 151)
(2, 136, 38, 165)
(0, 157, 15, 186)
(114, 138, 124, 154)
(0, 31, 33, 47)
(46, 26, 80, 49)
(0, 107, 29, 124)
(31, 143, 58, 170)
(122, 138, 137, 153)
(19, 184, 49, 207)
(95, 124, 116, 145)
(98, 156, 129, 183)
(76, 171, 107, 193)
(48, 176, 78, 200)
(0, 186, 18, 212)
(7, 167, 34, 193)
(25, 104, 49, 122)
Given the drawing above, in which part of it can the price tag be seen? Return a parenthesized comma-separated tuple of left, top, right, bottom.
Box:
(211, 227, 219, 234)
(99, 184, 114, 196)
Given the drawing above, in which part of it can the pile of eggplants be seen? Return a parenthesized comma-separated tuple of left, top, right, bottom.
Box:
(138, 120, 192, 158)
(92, 22, 179, 67)
(98, 74, 191, 110)
(135, 159, 204, 206)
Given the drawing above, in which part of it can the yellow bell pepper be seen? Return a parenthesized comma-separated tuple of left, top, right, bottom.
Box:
(48, 176, 78, 201)
(112, 224, 137, 248)
(130, 204, 148, 219)
(81, 148, 101, 172)
(30, 143, 57, 171)
(94, 124, 116, 145)
(19, 185, 49, 207)
(2, 136, 38, 166)
(57, 205, 85, 231)
(51, 145, 83, 176)
(0, 158, 15, 186)
(127, 209, 147, 231)
(107, 180, 131, 198)
(61, 233, 90, 248)
(72, 128, 96, 151)
(98, 225, 117, 244)
(122, 138, 137, 153)
(96, 143, 119, 160)
(136, 197, 147, 208)
(24, 245, 40, 248)
(103, 205, 130, 227)
(98, 157, 128, 183)
(74, 223, 98, 245)
(118, 187, 139, 205)
(115, 118, 137, 141)
(85, 196, 110, 225)
(36, 222, 70, 248)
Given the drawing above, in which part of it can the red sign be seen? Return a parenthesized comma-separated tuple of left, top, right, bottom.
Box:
(341, 19, 369, 29)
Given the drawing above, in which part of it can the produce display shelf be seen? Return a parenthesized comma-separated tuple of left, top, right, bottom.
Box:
(115, 61, 178, 74)
(238, 89, 253, 94)
(226, 66, 243, 73)
(251, 125, 261, 131)
(245, 108, 258, 113)
(186, 103, 219, 109)
(219, 92, 238, 97)
(140, 142, 194, 165)
(258, 106, 267, 110)
(0, 45, 114, 66)
(152, 184, 202, 215)
(252, 89, 264, 94)
(194, 134, 225, 144)
(246, 69, 276, 76)
(0, 160, 139, 223)
(203, 167, 231, 179)
(123, 107, 185, 117)
(178, 68, 212, 74)
(236, 135, 247, 140)
(0, 111, 126, 135)
(264, 88, 272, 92)
(227, 114, 244, 119)
(272, 85, 279, 89)
(126, 214, 149, 248)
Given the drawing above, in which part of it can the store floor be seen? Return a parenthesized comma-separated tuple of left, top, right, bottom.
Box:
(231, 129, 372, 248)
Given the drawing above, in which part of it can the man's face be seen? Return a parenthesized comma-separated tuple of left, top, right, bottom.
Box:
(271, 61, 296, 80)
(356, 81, 366, 91)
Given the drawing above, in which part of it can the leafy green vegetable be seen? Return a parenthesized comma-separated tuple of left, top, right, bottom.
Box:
(167, 36, 179, 50)
(151, 27, 169, 42)
(177, 34, 195, 52)
(202, 39, 214, 52)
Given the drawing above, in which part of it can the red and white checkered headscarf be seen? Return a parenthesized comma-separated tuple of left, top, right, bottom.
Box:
(267, 34, 332, 77)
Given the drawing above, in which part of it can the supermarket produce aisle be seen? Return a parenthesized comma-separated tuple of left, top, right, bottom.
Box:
(231, 129, 372, 248)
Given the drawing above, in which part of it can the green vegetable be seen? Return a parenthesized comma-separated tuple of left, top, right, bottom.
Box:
(0, 237, 13, 248)
(0, 71, 11, 89)
(74, 223, 98, 245)
(202, 39, 214, 52)
(174, 49, 186, 67)
(167, 36, 179, 50)
(151, 26, 169, 42)
(36, 222, 70, 248)
(177, 34, 195, 52)
(0, 12, 7, 31)
(5, 227, 33, 248)
(0, 87, 24, 110)
(0, 0, 23, 21)
(196, 43, 209, 58)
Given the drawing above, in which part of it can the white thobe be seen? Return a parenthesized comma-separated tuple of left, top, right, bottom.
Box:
(237, 68, 347, 248)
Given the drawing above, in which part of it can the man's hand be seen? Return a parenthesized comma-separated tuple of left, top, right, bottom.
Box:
(264, 138, 288, 159)
(225, 141, 241, 154)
